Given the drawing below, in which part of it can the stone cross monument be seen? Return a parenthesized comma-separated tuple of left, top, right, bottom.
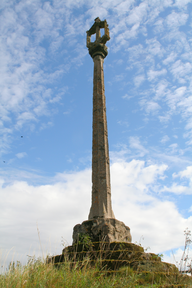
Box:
(72, 18, 132, 244)
(51, 20, 179, 278)
(87, 17, 115, 220)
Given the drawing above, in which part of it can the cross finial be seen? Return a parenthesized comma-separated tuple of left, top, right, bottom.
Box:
(86, 18, 110, 59)
(95, 17, 102, 41)
(95, 17, 101, 22)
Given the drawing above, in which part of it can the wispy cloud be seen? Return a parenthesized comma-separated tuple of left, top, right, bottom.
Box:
(161, 183, 190, 194)
(163, 52, 177, 65)
(166, 11, 188, 29)
(134, 74, 145, 87)
(175, 165, 192, 180)
(0, 1, 73, 154)
(16, 152, 27, 159)
(147, 68, 167, 82)
(162, 165, 192, 194)
(161, 135, 170, 143)
(174, 0, 192, 8)
(146, 38, 165, 58)
(129, 136, 148, 157)
(140, 99, 161, 114)
(170, 60, 192, 82)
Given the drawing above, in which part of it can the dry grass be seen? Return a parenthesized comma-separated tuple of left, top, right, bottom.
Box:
(0, 255, 192, 288)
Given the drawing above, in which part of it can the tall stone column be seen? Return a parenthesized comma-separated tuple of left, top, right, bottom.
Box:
(85, 17, 114, 220)
(72, 18, 131, 244)
(89, 51, 114, 219)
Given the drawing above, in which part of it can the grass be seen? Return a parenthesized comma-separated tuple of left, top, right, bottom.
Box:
(0, 255, 192, 288)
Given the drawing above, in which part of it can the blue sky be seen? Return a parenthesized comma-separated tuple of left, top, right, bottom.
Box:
(1, 0, 192, 270)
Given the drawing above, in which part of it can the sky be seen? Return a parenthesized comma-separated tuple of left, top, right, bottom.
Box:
(1, 0, 192, 272)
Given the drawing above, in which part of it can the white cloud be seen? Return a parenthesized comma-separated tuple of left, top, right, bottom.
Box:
(0, 1, 72, 153)
(162, 166, 192, 194)
(85, 6, 108, 23)
(134, 74, 145, 87)
(127, 43, 146, 61)
(0, 168, 91, 268)
(169, 143, 178, 153)
(170, 60, 192, 81)
(126, 2, 148, 26)
(161, 135, 170, 143)
(40, 121, 53, 130)
(146, 101, 161, 113)
(114, 0, 134, 16)
(153, 18, 164, 34)
(166, 86, 187, 111)
(110, 144, 131, 163)
(122, 93, 132, 100)
(1, 158, 191, 270)
(178, 96, 192, 118)
(146, 38, 165, 57)
(114, 73, 125, 82)
(147, 68, 167, 81)
(16, 152, 27, 159)
(111, 159, 191, 253)
(161, 182, 190, 194)
(140, 99, 161, 114)
(129, 136, 148, 157)
(166, 11, 188, 29)
(115, 23, 140, 48)
(174, 0, 192, 8)
(117, 120, 129, 127)
(163, 52, 177, 65)
(154, 80, 168, 99)
(111, 159, 167, 198)
(178, 166, 192, 180)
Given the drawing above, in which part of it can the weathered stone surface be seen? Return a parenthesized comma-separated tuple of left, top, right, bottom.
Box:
(72, 218, 132, 244)
(49, 241, 179, 276)
(86, 17, 110, 59)
(87, 17, 115, 220)
(89, 53, 115, 220)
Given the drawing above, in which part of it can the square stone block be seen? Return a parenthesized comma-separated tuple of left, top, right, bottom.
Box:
(73, 218, 132, 244)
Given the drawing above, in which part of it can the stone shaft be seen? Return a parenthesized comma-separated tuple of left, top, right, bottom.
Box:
(88, 54, 115, 219)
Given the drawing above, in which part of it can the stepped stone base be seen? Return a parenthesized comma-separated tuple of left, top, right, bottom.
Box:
(49, 241, 178, 276)
(47, 241, 191, 287)
(72, 218, 132, 245)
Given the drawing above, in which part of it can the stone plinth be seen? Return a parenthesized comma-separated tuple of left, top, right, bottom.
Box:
(72, 218, 132, 245)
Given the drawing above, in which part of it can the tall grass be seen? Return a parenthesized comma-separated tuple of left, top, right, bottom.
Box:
(0, 256, 192, 288)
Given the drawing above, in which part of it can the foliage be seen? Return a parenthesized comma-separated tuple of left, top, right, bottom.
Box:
(180, 228, 192, 273)
(1, 231, 192, 287)
(77, 233, 93, 249)
(157, 253, 164, 260)
(1, 254, 192, 287)
(172, 228, 192, 274)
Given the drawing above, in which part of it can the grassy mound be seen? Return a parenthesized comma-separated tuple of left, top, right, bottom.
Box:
(1, 257, 192, 288)
(45, 241, 192, 287)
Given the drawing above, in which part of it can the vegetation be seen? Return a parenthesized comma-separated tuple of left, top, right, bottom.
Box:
(0, 255, 192, 288)
(1, 229, 192, 287)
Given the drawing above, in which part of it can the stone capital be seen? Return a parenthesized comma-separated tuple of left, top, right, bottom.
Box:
(87, 43, 108, 59)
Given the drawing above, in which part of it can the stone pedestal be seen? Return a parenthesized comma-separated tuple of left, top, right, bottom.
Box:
(72, 218, 132, 245)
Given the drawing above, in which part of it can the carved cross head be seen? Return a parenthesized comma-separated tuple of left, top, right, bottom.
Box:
(86, 17, 110, 48)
